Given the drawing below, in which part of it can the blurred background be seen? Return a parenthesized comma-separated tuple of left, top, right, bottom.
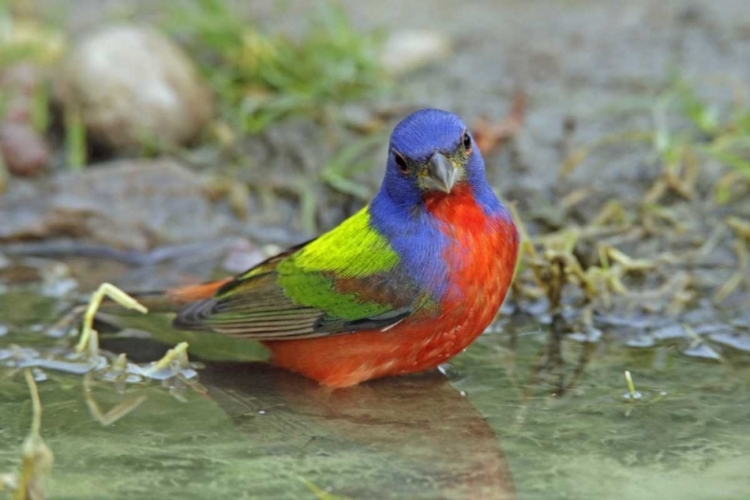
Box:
(1, 1, 749, 499)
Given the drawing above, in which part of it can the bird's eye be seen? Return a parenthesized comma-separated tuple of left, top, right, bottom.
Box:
(393, 151, 409, 174)
(461, 131, 473, 152)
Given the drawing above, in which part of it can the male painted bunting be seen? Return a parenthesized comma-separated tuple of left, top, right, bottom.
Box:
(165, 109, 519, 388)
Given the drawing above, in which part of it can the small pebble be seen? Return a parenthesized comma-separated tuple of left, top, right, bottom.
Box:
(683, 343, 721, 361)
(32, 367, 48, 382)
(569, 328, 602, 343)
(0, 121, 50, 177)
(709, 332, 750, 353)
(626, 335, 655, 348)
(651, 324, 686, 341)
(379, 30, 451, 75)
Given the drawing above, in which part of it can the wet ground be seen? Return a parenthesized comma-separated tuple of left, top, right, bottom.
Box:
(2, 0, 750, 499)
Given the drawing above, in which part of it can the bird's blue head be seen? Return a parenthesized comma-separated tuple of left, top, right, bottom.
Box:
(368, 109, 508, 293)
(378, 109, 489, 210)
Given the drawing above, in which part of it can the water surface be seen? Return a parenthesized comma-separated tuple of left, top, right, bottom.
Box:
(1, 284, 749, 499)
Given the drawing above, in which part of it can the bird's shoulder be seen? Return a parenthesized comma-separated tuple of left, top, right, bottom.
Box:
(282, 205, 400, 278)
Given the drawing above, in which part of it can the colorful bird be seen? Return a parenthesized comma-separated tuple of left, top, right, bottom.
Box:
(167, 109, 519, 387)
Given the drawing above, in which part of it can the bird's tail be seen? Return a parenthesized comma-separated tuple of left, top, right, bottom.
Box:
(162, 278, 232, 305)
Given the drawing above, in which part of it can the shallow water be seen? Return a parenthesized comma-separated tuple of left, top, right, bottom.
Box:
(1, 283, 749, 500)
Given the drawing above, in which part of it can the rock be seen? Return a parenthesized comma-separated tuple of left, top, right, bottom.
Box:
(0, 180, 51, 240)
(50, 159, 230, 250)
(0, 121, 51, 177)
(55, 25, 214, 153)
(0, 63, 52, 178)
(0, 159, 232, 249)
(651, 323, 687, 341)
(683, 343, 721, 361)
(625, 334, 655, 348)
(709, 332, 750, 353)
(379, 31, 451, 76)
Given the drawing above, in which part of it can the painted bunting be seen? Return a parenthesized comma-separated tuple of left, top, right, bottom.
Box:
(167, 109, 519, 387)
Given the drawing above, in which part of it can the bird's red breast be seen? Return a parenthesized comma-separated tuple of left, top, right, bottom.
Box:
(265, 185, 519, 387)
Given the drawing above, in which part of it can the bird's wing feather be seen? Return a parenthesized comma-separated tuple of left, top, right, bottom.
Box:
(173, 208, 421, 340)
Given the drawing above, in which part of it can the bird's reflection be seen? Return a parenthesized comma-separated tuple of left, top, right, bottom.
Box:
(102, 336, 515, 499)
(523, 329, 596, 399)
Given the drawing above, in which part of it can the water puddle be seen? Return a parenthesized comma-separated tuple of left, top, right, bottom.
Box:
(0, 265, 748, 499)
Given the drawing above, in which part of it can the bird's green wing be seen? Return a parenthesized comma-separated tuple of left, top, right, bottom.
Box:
(173, 207, 419, 339)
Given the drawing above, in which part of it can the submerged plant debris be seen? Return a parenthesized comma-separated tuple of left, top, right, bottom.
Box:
(1, 369, 53, 500)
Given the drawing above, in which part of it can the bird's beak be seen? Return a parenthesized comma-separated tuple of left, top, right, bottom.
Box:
(425, 152, 458, 194)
